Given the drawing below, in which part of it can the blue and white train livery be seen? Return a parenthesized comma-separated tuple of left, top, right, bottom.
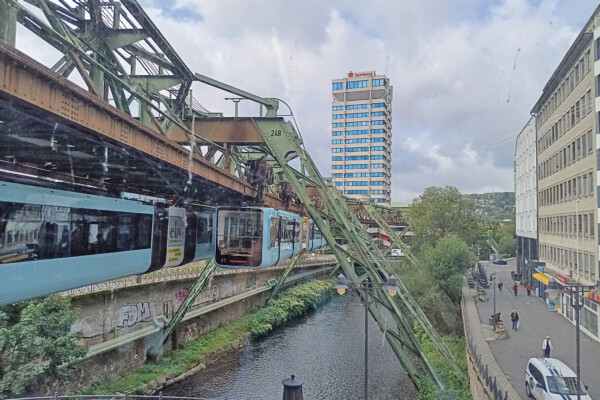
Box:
(214, 206, 326, 268)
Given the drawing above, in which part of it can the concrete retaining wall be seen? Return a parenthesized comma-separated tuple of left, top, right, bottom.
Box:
(45, 263, 332, 394)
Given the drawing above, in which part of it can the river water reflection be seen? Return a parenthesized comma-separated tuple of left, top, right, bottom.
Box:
(161, 292, 417, 399)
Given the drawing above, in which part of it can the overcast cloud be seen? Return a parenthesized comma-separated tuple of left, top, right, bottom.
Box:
(15, 0, 600, 202)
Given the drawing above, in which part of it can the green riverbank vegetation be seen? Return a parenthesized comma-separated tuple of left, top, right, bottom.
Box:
(403, 186, 483, 399)
(83, 279, 333, 394)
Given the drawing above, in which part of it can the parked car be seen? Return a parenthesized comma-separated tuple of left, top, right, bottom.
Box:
(493, 259, 507, 265)
(525, 358, 591, 399)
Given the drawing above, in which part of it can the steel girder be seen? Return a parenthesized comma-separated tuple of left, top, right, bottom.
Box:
(250, 117, 466, 388)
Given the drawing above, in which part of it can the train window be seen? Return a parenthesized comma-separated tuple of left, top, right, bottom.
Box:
(216, 209, 263, 266)
(283, 219, 294, 244)
(197, 214, 213, 244)
(0, 201, 152, 264)
(270, 217, 279, 247)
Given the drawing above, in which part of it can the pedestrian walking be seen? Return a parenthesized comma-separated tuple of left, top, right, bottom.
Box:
(526, 283, 532, 296)
(498, 281, 503, 292)
(513, 282, 518, 296)
(542, 336, 553, 357)
(510, 309, 519, 331)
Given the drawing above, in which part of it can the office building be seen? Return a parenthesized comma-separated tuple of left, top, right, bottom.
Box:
(515, 117, 538, 282)
(529, 6, 600, 340)
(331, 71, 393, 205)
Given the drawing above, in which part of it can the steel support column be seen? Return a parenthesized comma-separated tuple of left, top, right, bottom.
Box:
(148, 260, 218, 357)
(0, 0, 16, 46)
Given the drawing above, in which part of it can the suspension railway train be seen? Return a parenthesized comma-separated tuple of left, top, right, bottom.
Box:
(0, 181, 326, 304)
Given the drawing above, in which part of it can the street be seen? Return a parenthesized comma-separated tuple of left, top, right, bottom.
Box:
(474, 259, 600, 399)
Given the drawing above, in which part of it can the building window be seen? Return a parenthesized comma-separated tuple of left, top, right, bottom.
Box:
(332, 131, 344, 136)
(346, 164, 368, 169)
(332, 105, 344, 111)
(332, 173, 343, 178)
(346, 147, 370, 152)
(332, 156, 343, 161)
(372, 79, 385, 87)
(332, 140, 344, 144)
(371, 103, 385, 108)
(371, 129, 384, 134)
(371, 155, 385, 160)
(347, 190, 369, 195)
(332, 114, 344, 119)
(332, 148, 343, 153)
(346, 156, 370, 161)
(332, 123, 344, 128)
(346, 121, 370, 127)
(345, 173, 368, 178)
(371, 111, 385, 117)
(347, 80, 369, 89)
(346, 112, 370, 118)
(346, 104, 369, 110)
(370, 146, 384, 151)
(333, 182, 343, 186)
(371, 163, 385, 168)
(346, 138, 369, 144)
(371, 181, 385, 185)
(371, 137, 385, 143)
(371, 120, 385, 125)
(370, 172, 385, 177)
(332, 165, 343, 169)
(346, 129, 370, 135)
(332, 82, 343, 90)
(345, 181, 369, 186)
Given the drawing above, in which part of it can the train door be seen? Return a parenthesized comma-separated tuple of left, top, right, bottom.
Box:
(182, 211, 197, 265)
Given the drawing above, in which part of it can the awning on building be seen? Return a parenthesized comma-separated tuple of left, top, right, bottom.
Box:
(533, 273, 551, 285)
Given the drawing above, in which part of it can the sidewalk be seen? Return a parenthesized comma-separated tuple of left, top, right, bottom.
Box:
(473, 260, 600, 399)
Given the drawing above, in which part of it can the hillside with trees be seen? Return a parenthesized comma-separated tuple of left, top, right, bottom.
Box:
(464, 192, 515, 222)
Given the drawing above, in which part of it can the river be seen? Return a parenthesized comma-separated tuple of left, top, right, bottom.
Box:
(160, 292, 418, 399)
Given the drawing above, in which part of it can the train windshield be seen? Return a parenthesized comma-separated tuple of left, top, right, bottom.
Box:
(215, 208, 263, 267)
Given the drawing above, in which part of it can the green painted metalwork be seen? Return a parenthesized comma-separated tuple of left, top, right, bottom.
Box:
(0, 0, 16, 46)
(360, 202, 464, 373)
(250, 117, 465, 388)
(148, 260, 218, 357)
(268, 254, 301, 300)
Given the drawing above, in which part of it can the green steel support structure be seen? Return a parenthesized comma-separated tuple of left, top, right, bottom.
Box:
(250, 118, 465, 387)
(148, 260, 218, 357)
(268, 254, 301, 300)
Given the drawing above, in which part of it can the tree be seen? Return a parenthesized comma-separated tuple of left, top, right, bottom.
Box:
(421, 236, 475, 302)
(407, 186, 483, 251)
(0, 296, 87, 396)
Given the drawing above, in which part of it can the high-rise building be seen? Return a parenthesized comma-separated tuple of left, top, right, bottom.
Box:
(331, 71, 393, 205)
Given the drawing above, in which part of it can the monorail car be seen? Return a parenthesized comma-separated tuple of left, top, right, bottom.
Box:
(214, 206, 326, 268)
(0, 181, 214, 304)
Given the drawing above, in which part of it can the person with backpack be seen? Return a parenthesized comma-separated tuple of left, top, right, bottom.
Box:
(513, 282, 518, 296)
(510, 309, 519, 331)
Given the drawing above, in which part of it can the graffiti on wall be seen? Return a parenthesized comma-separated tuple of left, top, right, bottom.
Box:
(116, 301, 152, 328)
(175, 288, 190, 305)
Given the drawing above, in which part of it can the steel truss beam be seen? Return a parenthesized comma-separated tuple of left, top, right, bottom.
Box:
(250, 118, 466, 388)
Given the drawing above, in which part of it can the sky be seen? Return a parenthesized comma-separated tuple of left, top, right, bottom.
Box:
(14, 0, 600, 202)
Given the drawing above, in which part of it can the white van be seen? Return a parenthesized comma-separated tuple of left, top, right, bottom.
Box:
(525, 358, 591, 399)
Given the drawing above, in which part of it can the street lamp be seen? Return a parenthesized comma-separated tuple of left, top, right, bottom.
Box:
(546, 280, 595, 400)
(334, 273, 399, 400)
